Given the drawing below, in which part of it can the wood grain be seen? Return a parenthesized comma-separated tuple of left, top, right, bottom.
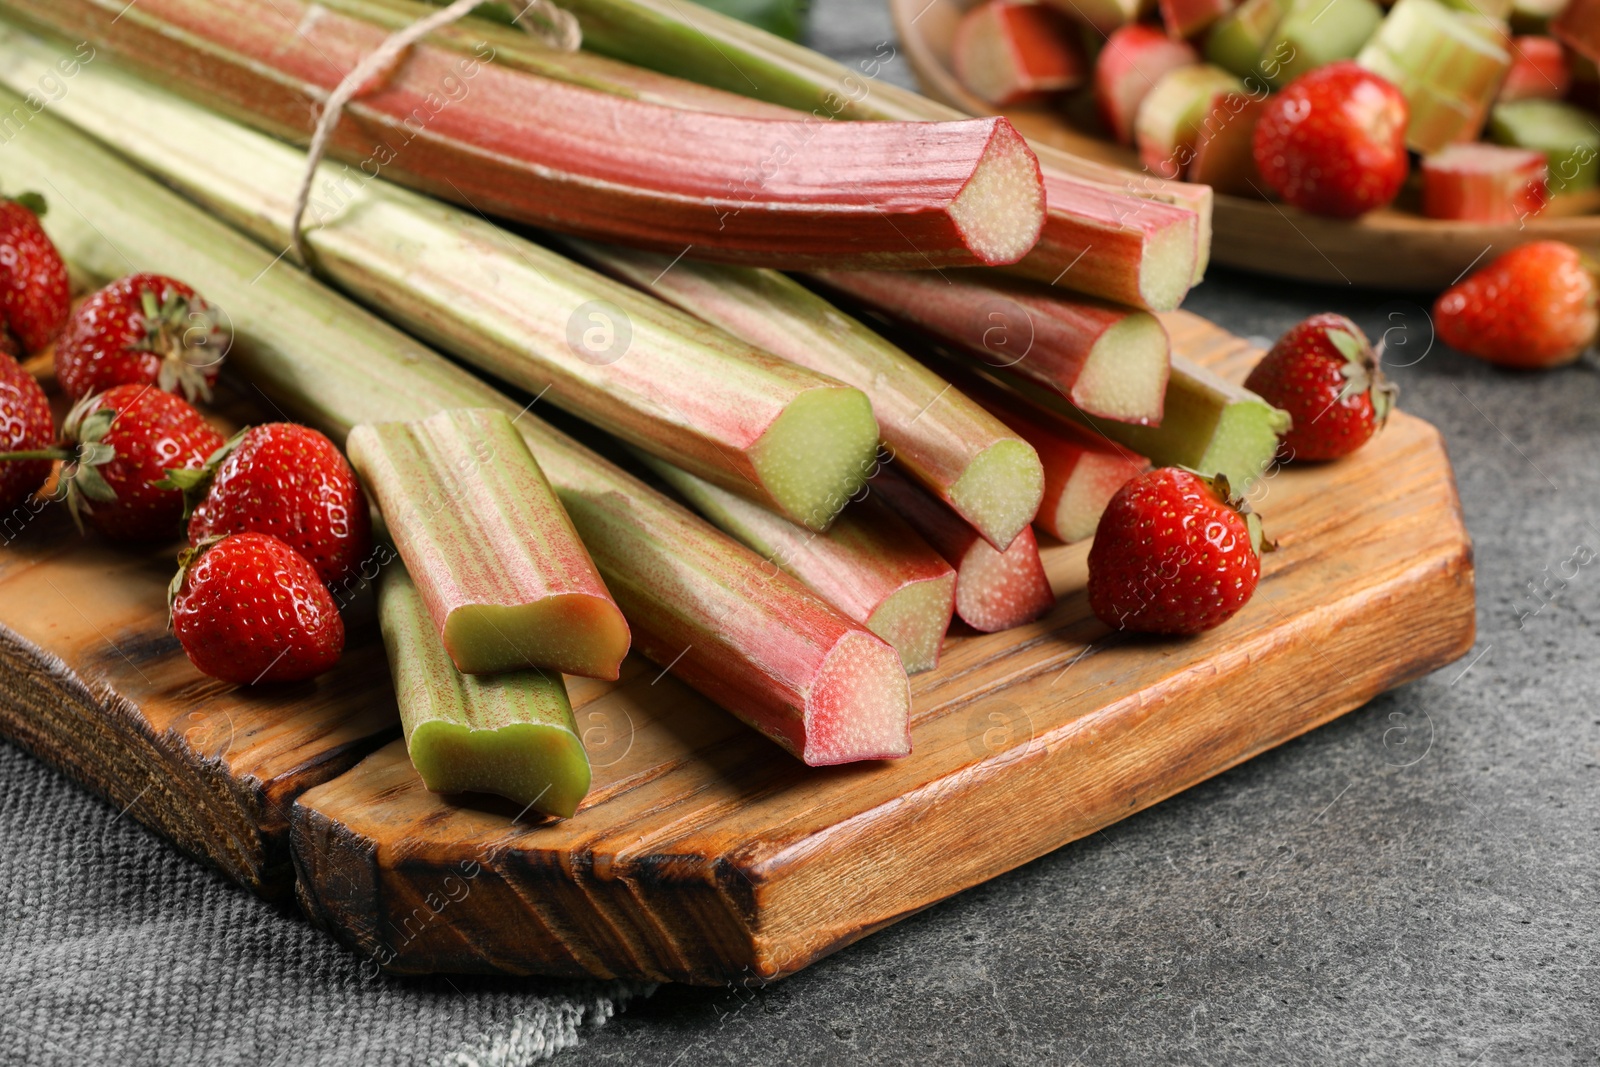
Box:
(889, 0, 1600, 289)
(0, 314, 1474, 981)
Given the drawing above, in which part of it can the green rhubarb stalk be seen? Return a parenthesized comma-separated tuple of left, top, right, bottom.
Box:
(1489, 99, 1600, 192)
(0, 29, 879, 532)
(1262, 0, 1384, 88)
(1357, 0, 1512, 152)
(349, 409, 631, 678)
(955, 356, 1289, 490)
(396, 0, 1210, 304)
(4, 82, 910, 766)
(568, 239, 1043, 552)
(379, 563, 590, 818)
(809, 269, 1171, 427)
(643, 456, 957, 674)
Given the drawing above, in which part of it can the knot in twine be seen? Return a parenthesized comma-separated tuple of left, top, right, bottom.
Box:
(290, 0, 580, 265)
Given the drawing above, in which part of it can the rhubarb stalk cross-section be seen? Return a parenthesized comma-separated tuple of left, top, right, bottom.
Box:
(348, 408, 632, 680)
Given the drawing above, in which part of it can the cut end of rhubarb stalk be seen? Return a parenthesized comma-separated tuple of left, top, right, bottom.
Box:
(442, 593, 634, 679)
(947, 120, 1048, 268)
(804, 630, 913, 764)
(865, 569, 959, 675)
(410, 719, 592, 819)
(1132, 216, 1202, 315)
(947, 437, 1046, 554)
(1053, 451, 1151, 543)
(955, 525, 1055, 633)
(750, 384, 880, 530)
(1071, 311, 1172, 423)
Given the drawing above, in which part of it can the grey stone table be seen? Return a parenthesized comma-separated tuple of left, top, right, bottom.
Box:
(4, 3, 1597, 1065)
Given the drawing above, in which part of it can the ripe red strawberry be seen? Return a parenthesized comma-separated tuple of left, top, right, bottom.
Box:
(0, 194, 70, 355)
(170, 531, 344, 684)
(0, 353, 55, 511)
(55, 273, 229, 402)
(58, 384, 224, 541)
(1087, 467, 1266, 635)
(175, 422, 371, 585)
(1244, 313, 1395, 461)
(1433, 241, 1599, 368)
(1252, 62, 1410, 218)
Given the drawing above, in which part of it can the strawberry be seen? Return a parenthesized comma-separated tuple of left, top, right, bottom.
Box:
(1252, 62, 1410, 219)
(55, 273, 229, 403)
(174, 422, 372, 585)
(0, 194, 71, 355)
(169, 531, 344, 685)
(1087, 467, 1266, 635)
(0, 353, 55, 511)
(1244, 313, 1395, 461)
(1433, 241, 1599, 369)
(57, 384, 224, 541)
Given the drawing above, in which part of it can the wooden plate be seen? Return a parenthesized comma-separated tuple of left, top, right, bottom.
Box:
(0, 313, 1475, 984)
(890, 0, 1600, 289)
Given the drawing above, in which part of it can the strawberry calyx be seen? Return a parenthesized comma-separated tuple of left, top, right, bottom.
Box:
(1177, 467, 1275, 557)
(156, 426, 246, 518)
(167, 532, 228, 624)
(134, 284, 228, 403)
(8, 191, 47, 218)
(1329, 325, 1398, 426)
(50, 392, 126, 531)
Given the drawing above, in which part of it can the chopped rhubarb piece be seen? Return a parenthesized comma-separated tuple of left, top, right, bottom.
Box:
(1264, 0, 1385, 87)
(1096, 24, 1201, 144)
(935, 364, 1150, 544)
(1422, 143, 1550, 221)
(1205, 0, 1288, 78)
(1188, 91, 1268, 196)
(1161, 0, 1240, 39)
(645, 457, 957, 674)
(347, 409, 631, 679)
(811, 269, 1171, 426)
(1489, 98, 1600, 191)
(1136, 64, 1247, 176)
(1498, 35, 1573, 99)
(870, 468, 1055, 634)
(1358, 0, 1513, 151)
(571, 242, 1044, 552)
(1442, 0, 1514, 17)
(954, 1, 1086, 106)
(379, 564, 591, 818)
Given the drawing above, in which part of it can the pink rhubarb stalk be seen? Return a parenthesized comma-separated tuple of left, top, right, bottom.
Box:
(644, 457, 957, 675)
(1422, 142, 1549, 222)
(870, 468, 1055, 634)
(1095, 25, 1201, 145)
(347, 408, 631, 679)
(810, 269, 1171, 426)
(9, 0, 1046, 269)
(1498, 36, 1571, 102)
(953, 1, 1086, 106)
(1159, 0, 1239, 41)
(572, 240, 1044, 551)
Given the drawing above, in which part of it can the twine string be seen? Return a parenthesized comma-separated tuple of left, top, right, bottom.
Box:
(289, 0, 580, 265)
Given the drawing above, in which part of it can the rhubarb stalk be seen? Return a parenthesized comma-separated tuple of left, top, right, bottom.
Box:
(379, 564, 591, 818)
(0, 0, 1046, 269)
(1421, 143, 1549, 221)
(5, 85, 910, 766)
(425, 0, 1212, 306)
(953, 1, 1086, 106)
(810, 270, 1171, 427)
(348, 409, 631, 679)
(870, 469, 1054, 634)
(0, 29, 882, 532)
(643, 457, 957, 674)
(569, 240, 1044, 551)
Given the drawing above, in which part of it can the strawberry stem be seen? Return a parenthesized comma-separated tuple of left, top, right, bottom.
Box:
(0, 448, 69, 462)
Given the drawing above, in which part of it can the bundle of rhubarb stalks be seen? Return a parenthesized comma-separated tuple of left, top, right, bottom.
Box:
(0, 0, 1408, 819)
(953, 0, 1600, 224)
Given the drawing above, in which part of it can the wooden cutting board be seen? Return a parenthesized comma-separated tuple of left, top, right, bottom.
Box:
(0, 312, 1475, 984)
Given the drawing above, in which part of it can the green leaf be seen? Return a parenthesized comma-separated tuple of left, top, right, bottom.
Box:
(12, 190, 46, 217)
(1327, 327, 1368, 364)
(73, 463, 118, 503)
